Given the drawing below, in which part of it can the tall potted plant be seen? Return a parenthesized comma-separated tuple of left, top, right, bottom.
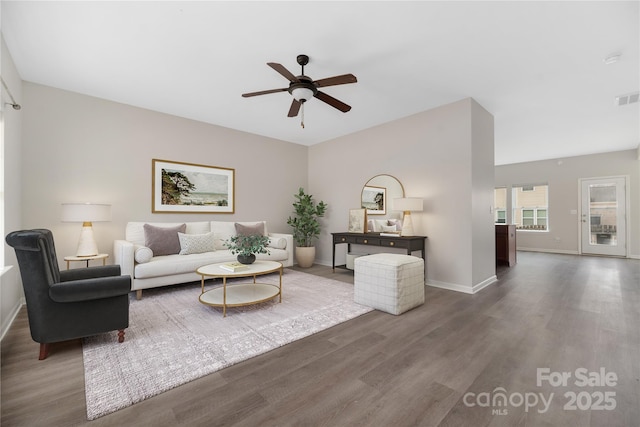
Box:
(286, 187, 327, 268)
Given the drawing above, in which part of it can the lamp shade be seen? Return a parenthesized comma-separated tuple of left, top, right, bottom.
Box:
(291, 87, 314, 102)
(393, 198, 423, 212)
(61, 203, 111, 222)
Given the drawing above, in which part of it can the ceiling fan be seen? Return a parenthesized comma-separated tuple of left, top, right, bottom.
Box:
(242, 54, 357, 124)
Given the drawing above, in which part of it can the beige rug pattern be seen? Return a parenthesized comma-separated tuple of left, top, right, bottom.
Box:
(82, 270, 372, 420)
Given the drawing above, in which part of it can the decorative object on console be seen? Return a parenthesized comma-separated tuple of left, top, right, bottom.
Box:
(286, 187, 328, 268)
(361, 185, 386, 215)
(225, 234, 270, 264)
(61, 202, 111, 257)
(152, 159, 235, 214)
(361, 174, 405, 232)
(348, 208, 368, 233)
(393, 197, 423, 237)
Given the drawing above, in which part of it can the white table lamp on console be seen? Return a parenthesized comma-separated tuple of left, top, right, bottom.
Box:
(61, 202, 111, 257)
(393, 198, 423, 237)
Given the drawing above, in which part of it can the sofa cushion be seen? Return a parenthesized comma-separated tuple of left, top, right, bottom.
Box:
(235, 222, 265, 236)
(133, 248, 291, 279)
(134, 252, 223, 279)
(268, 236, 287, 249)
(134, 245, 153, 264)
(126, 221, 210, 246)
(178, 231, 216, 255)
(211, 221, 268, 250)
(144, 223, 186, 256)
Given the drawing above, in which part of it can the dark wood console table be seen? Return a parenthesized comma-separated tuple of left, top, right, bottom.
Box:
(332, 232, 427, 270)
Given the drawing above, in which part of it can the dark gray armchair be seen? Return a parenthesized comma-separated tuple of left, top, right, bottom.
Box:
(5, 229, 131, 360)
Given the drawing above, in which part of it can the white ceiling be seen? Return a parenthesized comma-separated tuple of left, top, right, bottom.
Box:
(2, 1, 638, 165)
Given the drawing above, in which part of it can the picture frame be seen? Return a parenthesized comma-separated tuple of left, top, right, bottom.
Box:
(348, 208, 368, 233)
(361, 185, 386, 215)
(152, 159, 235, 213)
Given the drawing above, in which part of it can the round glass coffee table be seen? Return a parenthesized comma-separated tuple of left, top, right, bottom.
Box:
(196, 260, 283, 317)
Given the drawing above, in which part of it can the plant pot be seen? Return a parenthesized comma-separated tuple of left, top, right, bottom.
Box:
(237, 254, 256, 265)
(295, 246, 315, 268)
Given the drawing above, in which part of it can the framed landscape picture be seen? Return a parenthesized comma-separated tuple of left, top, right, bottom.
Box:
(152, 159, 235, 213)
(361, 185, 386, 215)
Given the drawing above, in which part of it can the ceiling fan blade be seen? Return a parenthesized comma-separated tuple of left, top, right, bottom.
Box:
(267, 62, 299, 83)
(314, 91, 352, 113)
(242, 88, 287, 97)
(314, 74, 357, 88)
(287, 99, 302, 117)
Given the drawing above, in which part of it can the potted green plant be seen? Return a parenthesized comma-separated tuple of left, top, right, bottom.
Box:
(225, 234, 270, 264)
(286, 187, 328, 268)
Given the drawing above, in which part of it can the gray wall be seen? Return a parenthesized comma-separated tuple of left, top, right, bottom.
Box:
(495, 150, 640, 258)
(308, 98, 497, 293)
(20, 82, 309, 264)
(1, 36, 23, 339)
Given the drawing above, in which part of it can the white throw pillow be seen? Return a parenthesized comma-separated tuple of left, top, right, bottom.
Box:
(371, 219, 387, 232)
(134, 245, 153, 264)
(267, 236, 287, 249)
(387, 218, 403, 231)
(178, 232, 216, 255)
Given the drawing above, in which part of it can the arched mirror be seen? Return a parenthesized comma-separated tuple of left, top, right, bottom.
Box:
(361, 174, 405, 232)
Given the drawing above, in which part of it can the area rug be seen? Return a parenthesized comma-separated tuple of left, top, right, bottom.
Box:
(82, 269, 372, 420)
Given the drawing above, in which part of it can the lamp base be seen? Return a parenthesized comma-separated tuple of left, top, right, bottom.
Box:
(76, 223, 99, 257)
(400, 212, 415, 237)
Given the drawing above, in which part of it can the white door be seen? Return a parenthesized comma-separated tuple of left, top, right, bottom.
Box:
(580, 177, 627, 257)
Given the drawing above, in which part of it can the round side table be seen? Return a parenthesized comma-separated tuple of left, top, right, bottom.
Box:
(64, 253, 109, 269)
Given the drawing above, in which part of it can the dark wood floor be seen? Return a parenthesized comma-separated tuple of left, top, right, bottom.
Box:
(2, 252, 639, 427)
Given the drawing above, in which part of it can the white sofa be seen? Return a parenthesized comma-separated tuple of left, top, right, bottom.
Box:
(113, 221, 294, 299)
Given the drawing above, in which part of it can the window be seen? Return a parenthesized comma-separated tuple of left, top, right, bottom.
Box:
(0, 112, 4, 266)
(494, 187, 507, 224)
(512, 184, 548, 231)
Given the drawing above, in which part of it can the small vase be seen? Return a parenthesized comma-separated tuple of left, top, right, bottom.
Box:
(237, 254, 256, 265)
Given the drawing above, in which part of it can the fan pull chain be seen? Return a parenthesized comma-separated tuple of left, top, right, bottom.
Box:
(301, 102, 305, 129)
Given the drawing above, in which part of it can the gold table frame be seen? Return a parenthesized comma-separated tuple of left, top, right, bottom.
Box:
(196, 261, 283, 317)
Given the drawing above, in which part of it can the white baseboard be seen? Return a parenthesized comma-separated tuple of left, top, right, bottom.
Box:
(1, 299, 24, 342)
(472, 275, 498, 293)
(427, 275, 497, 295)
(519, 247, 640, 259)
(517, 247, 580, 255)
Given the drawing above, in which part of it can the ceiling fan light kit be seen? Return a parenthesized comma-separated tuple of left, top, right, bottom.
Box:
(242, 54, 357, 128)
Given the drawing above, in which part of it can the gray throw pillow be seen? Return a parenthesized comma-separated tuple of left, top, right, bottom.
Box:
(143, 223, 186, 256)
(234, 222, 265, 236)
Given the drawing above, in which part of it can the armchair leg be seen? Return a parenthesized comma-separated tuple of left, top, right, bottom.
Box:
(39, 343, 50, 360)
(136, 290, 142, 300)
(118, 329, 125, 343)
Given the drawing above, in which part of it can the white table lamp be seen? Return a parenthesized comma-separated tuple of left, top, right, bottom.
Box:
(61, 203, 111, 256)
(393, 198, 423, 237)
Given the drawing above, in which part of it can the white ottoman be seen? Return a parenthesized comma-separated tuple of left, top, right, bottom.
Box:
(354, 253, 425, 315)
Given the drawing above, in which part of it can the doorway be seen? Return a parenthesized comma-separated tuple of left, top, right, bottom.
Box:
(580, 176, 627, 257)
